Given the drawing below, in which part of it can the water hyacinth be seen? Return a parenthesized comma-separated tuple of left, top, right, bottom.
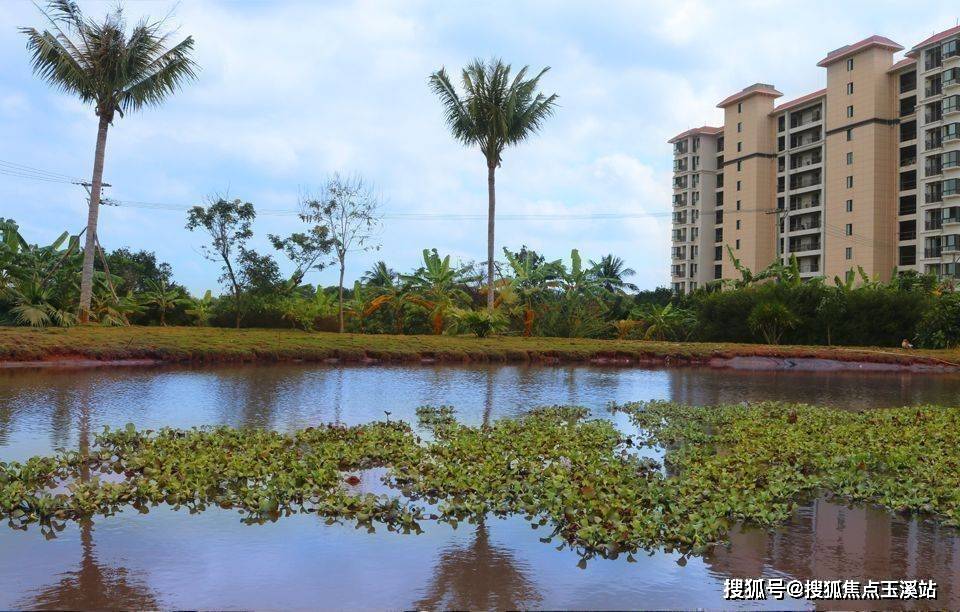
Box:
(2, 403, 959, 561)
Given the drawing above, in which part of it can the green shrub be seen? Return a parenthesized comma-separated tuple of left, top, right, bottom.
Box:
(916, 293, 960, 348)
(451, 308, 508, 338)
(747, 301, 799, 344)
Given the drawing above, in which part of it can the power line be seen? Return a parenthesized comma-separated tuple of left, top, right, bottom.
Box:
(0, 158, 84, 184)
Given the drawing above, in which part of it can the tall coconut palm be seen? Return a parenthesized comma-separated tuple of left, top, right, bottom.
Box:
(21, 0, 197, 323)
(429, 58, 558, 310)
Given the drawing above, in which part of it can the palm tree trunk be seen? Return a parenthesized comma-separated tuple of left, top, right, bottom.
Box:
(78, 114, 111, 323)
(338, 261, 345, 333)
(486, 163, 496, 311)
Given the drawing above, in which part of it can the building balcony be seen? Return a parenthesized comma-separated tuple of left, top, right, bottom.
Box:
(789, 241, 821, 253)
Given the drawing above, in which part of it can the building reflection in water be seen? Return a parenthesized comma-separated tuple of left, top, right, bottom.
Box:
(706, 497, 960, 608)
(413, 520, 541, 610)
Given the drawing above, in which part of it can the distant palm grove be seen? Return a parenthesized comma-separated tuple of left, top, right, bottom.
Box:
(7, 2, 960, 350)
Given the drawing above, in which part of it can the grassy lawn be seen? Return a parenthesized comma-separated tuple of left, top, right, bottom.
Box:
(1, 325, 958, 367)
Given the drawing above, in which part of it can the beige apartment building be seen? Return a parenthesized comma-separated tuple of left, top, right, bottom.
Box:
(670, 27, 960, 294)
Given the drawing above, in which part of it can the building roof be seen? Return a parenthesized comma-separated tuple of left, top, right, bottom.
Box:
(887, 57, 917, 73)
(716, 83, 782, 108)
(668, 125, 723, 144)
(772, 88, 827, 114)
(907, 25, 960, 57)
(816, 35, 903, 67)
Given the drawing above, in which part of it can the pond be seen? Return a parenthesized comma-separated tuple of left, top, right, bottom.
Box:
(1, 363, 959, 609)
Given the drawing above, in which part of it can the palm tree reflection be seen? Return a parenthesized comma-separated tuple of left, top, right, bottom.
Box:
(25, 380, 157, 610)
(25, 519, 159, 610)
(414, 520, 541, 610)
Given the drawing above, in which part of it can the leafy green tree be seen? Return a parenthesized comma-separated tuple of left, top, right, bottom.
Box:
(916, 293, 960, 348)
(102, 248, 173, 294)
(22, 0, 197, 322)
(186, 198, 256, 328)
(429, 58, 558, 310)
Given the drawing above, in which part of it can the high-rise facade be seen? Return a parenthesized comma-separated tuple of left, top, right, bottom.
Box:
(669, 27, 960, 294)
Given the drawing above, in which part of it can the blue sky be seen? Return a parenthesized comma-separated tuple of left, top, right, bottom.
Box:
(2, 1, 959, 294)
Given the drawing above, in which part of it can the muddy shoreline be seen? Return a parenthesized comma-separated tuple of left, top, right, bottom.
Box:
(1, 351, 956, 373)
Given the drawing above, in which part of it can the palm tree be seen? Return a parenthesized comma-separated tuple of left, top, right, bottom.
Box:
(21, 0, 197, 323)
(361, 261, 397, 287)
(429, 58, 558, 310)
(589, 254, 638, 293)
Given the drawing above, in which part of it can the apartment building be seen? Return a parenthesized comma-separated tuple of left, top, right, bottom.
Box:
(669, 27, 960, 294)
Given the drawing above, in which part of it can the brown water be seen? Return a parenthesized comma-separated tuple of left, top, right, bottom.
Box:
(1, 363, 959, 609)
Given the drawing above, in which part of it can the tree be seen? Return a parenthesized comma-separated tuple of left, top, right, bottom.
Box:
(268, 225, 333, 291)
(186, 198, 255, 328)
(589, 254, 638, 293)
(747, 301, 799, 344)
(22, 0, 197, 323)
(429, 58, 558, 310)
(299, 175, 382, 332)
(361, 261, 396, 287)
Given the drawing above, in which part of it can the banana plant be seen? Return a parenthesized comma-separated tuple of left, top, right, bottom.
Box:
(500, 247, 561, 336)
(402, 249, 471, 334)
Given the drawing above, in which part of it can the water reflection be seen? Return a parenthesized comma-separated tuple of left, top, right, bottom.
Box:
(414, 520, 541, 609)
(2, 363, 960, 608)
(707, 497, 960, 609)
(4, 363, 960, 461)
(23, 520, 158, 610)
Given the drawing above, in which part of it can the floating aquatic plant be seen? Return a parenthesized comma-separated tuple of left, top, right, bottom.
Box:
(2, 403, 959, 561)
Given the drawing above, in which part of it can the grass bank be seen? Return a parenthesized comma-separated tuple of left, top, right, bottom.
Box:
(1, 325, 958, 370)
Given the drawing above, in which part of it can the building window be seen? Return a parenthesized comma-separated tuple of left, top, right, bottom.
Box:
(735, 239, 740, 249)
(738, 102, 742, 113)
(847, 58, 854, 71)
(847, 82, 854, 95)
(846, 199, 853, 212)
(845, 247, 853, 260)
(737, 161, 742, 171)
(736, 200, 741, 210)
(737, 142, 742, 152)
(847, 105, 854, 118)
(845, 223, 853, 236)
(847, 152, 853, 165)
(846, 176, 854, 188)
(736, 180, 741, 191)
(846, 128, 853, 141)
(736, 220, 741, 229)
(737, 122, 742, 133)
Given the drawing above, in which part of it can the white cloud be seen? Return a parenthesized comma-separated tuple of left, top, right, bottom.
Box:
(2, 0, 960, 293)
